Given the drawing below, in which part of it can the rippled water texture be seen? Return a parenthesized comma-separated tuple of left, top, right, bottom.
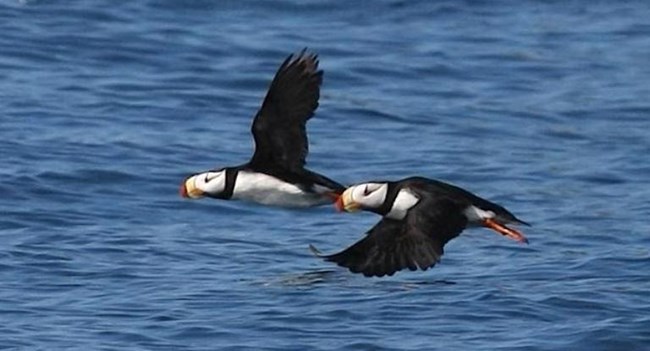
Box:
(1, 1, 649, 350)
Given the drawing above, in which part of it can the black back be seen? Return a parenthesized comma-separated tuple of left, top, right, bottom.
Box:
(403, 177, 526, 224)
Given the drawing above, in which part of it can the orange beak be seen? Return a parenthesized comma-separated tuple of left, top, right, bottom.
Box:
(335, 195, 345, 212)
(179, 176, 204, 199)
(179, 181, 188, 198)
(483, 218, 529, 244)
(334, 188, 361, 212)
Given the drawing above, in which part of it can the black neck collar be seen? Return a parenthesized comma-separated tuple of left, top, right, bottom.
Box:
(215, 168, 238, 200)
(373, 182, 399, 216)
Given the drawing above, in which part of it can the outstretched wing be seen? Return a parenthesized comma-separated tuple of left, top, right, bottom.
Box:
(249, 50, 323, 172)
(313, 197, 467, 277)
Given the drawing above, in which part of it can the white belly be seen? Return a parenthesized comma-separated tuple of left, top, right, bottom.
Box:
(232, 171, 329, 208)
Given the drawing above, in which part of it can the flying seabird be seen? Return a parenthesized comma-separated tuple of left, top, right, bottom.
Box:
(180, 51, 344, 207)
(311, 177, 529, 277)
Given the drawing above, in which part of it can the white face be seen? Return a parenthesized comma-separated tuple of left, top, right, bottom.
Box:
(187, 170, 226, 197)
(348, 182, 388, 209)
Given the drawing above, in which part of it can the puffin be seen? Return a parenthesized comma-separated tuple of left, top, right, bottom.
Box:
(310, 177, 529, 277)
(180, 51, 344, 207)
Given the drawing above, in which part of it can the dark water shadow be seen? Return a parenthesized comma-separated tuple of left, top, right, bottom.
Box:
(253, 268, 458, 289)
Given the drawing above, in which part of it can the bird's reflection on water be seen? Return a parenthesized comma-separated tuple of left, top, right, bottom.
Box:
(256, 269, 457, 289)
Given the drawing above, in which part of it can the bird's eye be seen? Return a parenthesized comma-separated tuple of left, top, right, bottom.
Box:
(204, 172, 219, 182)
(363, 185, 371, 196)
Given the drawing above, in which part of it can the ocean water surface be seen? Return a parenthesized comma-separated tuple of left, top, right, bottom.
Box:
(1, 1, 649, 350)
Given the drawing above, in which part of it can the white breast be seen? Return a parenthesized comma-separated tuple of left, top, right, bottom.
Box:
(385, 189, 420, 220)
(232, 171, 328, 208)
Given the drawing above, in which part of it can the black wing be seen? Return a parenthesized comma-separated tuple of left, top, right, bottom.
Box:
(313, 197, 468, 277)
(249, 50, 323, 172)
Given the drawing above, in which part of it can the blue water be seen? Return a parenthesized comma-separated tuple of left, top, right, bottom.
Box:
(2, 1, 649, 350)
